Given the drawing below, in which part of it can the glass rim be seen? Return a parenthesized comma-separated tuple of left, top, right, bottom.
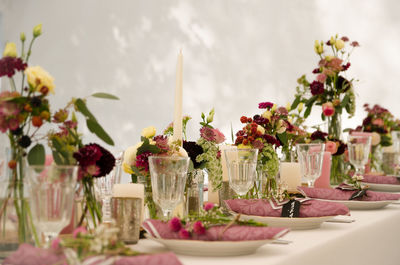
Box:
(223, 148, 259, 151)
(28, 165, 78, 169)
(295, 143, 325, 146)
(148, 155, 189, 160)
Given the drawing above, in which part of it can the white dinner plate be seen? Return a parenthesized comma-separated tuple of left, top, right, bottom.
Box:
(145, 234, 275, 256)
(315, 199, 395, 210)
(362, 182, 400, 192)
(231, 213, 334, 230)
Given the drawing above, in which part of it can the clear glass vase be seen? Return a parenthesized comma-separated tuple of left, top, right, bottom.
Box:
(185, 169, 204, 215)
(327, 113, 346, 185)
(137, 175, 159, 219)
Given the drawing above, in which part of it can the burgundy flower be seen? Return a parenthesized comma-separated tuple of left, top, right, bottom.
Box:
(258, 102, 274, 109)
(310, 81, 325, 96)
(312, 68, 321, 74)
(341, 36, 349, 42)
(252, 139, 264, 150)
(264, 134, 280, 147)
(154, 135, 169, 151)
(95, 144, 116, 177)
(74, 144, 102, 168)
(200, 127, 216, 142)
(135, 151, 152, 172)
(310, 130, 328, 141)
(0, 57, 27, 78)
(277, 107, 288, 116)
(350, 41, 360, 47)
(183, 141, 204, 168)
(342, 62, 351, 71)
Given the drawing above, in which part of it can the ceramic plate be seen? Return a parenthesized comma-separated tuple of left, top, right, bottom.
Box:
(145, 234, 275, 256)
(362, 182, 400, 192)
(316, 199, 395, 210)
(231, 213, 333, 230)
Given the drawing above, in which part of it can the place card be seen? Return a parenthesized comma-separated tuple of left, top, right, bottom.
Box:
(280, 199, 301, 218)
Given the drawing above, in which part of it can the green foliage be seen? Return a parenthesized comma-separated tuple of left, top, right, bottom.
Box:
(27, 144, 45, 165)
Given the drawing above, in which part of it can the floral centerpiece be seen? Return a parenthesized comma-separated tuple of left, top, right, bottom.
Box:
(291, 35, 359, 184)
(234, 102, 292, 197)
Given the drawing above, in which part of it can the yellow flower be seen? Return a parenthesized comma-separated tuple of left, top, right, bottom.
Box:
(33, 24, 42, 37)
(271, 104, 277, 112)
(122, 142, 143, 174)
(141, 126, 156, 138)
(335, 39, 345, 50)
(286, 102, 291, 111)
(262, 110, 272, 121)
(325, 55, 333, 61)
(329, 36, 336, 45)
(257, 125, 265, 135)
(20, 32, 26, 42)
(25, 66, 55, 94)
(298, 102, 304, 112)
(3, 42, 17, 57)
(237, 144, 251, 149)
(314, 40, 323, 54)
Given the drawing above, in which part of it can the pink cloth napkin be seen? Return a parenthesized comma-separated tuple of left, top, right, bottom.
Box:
(143, 219, 289, 241)
(298, 186, 400, 201)
(3, 243, 182, 265)
(362, 174, 400, 185)
(224, 198, 349, 217)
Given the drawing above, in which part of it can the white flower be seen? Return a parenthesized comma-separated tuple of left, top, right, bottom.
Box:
(352, 175, 364, 181)
(122, 142, 143, 174)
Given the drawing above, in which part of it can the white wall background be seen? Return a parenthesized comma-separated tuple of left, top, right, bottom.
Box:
(1, 0, 400, 155)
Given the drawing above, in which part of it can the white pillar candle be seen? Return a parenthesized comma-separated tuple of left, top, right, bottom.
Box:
(172, 50, 183, 145)
(280, 162, 302, 192)
(113, 183, 145, 222)
(220, 145, 237, 181)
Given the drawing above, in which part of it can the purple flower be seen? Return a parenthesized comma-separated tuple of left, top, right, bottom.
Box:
(200, 127, 216, 142)
(168, 217, 182, 232)
(178, 229, 191, 239)
(193, 221, 206, 235)
(258, 102, 274, 109)
(204, 202, 215, 211)
(310, 81, 325, 96)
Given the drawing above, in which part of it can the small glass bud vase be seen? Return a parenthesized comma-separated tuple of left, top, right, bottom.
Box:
(185, 169, 204, 215)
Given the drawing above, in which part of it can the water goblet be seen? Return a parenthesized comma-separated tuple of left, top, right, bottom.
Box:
(148, 156, 189, 219)
(224, 148, 258, 196)
(296, 143, 325, 187)
(95, 152, 123, 223)
(347, 135, 371, 179)
(27, 165, 78, 247)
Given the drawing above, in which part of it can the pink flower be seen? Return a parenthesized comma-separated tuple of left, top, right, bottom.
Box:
(178, 229, 191, 239)
(322, 102, 335, 117)
(372, 118, 384, 127)
(193, 221, 206, 235)
(258, 102, 274, 109)
(200, 127, 216, 142)
(73, 226, 87, 238)
(168, 217, 182, 232)
(204, 202, 215, 211)
(325, 141, 338, 154)
(316, 73, 327, 83)
(213, 128, 225, 144)
(50, 237, 61, 251)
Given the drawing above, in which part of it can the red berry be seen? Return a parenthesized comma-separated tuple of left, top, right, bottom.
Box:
(8, 160, 17, 169)
(32, 116, 43, 127)
(240, 116, 248, 123)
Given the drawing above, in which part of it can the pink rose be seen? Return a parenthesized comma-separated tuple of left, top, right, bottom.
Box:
(316, 73, 327, 83)
(213, 128, 225, 144)
(325, 141, 338, 154)
(322, 102, 335, 117)
(372, 118, 384, 127)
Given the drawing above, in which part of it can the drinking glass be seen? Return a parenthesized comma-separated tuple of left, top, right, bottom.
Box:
(27, 165, 77, 247)
(224, 148, 258, 196)
(95, 152, 123, 223)
(148, 156, 189, 219)
(296, 143, 325, 187)
(347, 135, 372, 179)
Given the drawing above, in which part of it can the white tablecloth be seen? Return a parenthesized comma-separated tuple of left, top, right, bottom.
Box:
(134, 203, 400, 265)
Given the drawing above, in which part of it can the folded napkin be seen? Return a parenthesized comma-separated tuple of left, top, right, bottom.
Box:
(224, 198, 349, 217)
(3, 243, 182, 265)
(298, 186, 400, 201)
(143, 219, 289, 241)
(362, 174, 400, 185)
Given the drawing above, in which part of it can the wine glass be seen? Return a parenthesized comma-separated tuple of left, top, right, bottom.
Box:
(347, 135, 371, 179)
(224, 148, 258, 196)
(27, 165, 78, 247)
(296, 143, 325, 187)
(148, 156, 189, 219)
(95, 151, 123, 223)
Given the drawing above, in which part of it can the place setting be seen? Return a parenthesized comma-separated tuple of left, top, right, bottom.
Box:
(2, 23, 400, 265)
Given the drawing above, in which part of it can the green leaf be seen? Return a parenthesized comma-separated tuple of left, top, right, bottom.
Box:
(291, 96, 301, 110)
(305, 96, 317, 107)
(91, 92, 119, 100)
(52, 150, 65, 165)
(321, 112, 326, 121)
(75, 98, 96, 121)
(86, 119, 115, 146)
(137, 137, 161, 155)
(340, 94, 350, 108)
(304, 105, 312, 118)
(277, 132, 288, 146)
(27, 144, 45, 166)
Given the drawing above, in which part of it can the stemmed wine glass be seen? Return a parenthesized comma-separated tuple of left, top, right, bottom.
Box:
(347, 135, 371, 179)
(224, 148, 258, 196)
(148, 156, 189, 219)
(95, 152, 123, 223)
(27, 165, 78, 247)
(296, 143, 325, 187)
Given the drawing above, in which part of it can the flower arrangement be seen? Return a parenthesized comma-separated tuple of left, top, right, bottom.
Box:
(166, 203, 265, 240)
(0, 24, 118, 241)
(291, 35, 359, 184)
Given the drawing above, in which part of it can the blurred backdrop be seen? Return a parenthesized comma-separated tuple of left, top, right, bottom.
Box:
(1, 0, 399, 169)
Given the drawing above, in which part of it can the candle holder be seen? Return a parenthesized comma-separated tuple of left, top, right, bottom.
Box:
(111, 197, 142, 244)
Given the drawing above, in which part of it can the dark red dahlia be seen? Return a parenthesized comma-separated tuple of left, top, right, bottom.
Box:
(183, 141, 204, 169)
(73, 143, 115, 178)
(310, 130, 328, 141)
(310, 81, 324, 96)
